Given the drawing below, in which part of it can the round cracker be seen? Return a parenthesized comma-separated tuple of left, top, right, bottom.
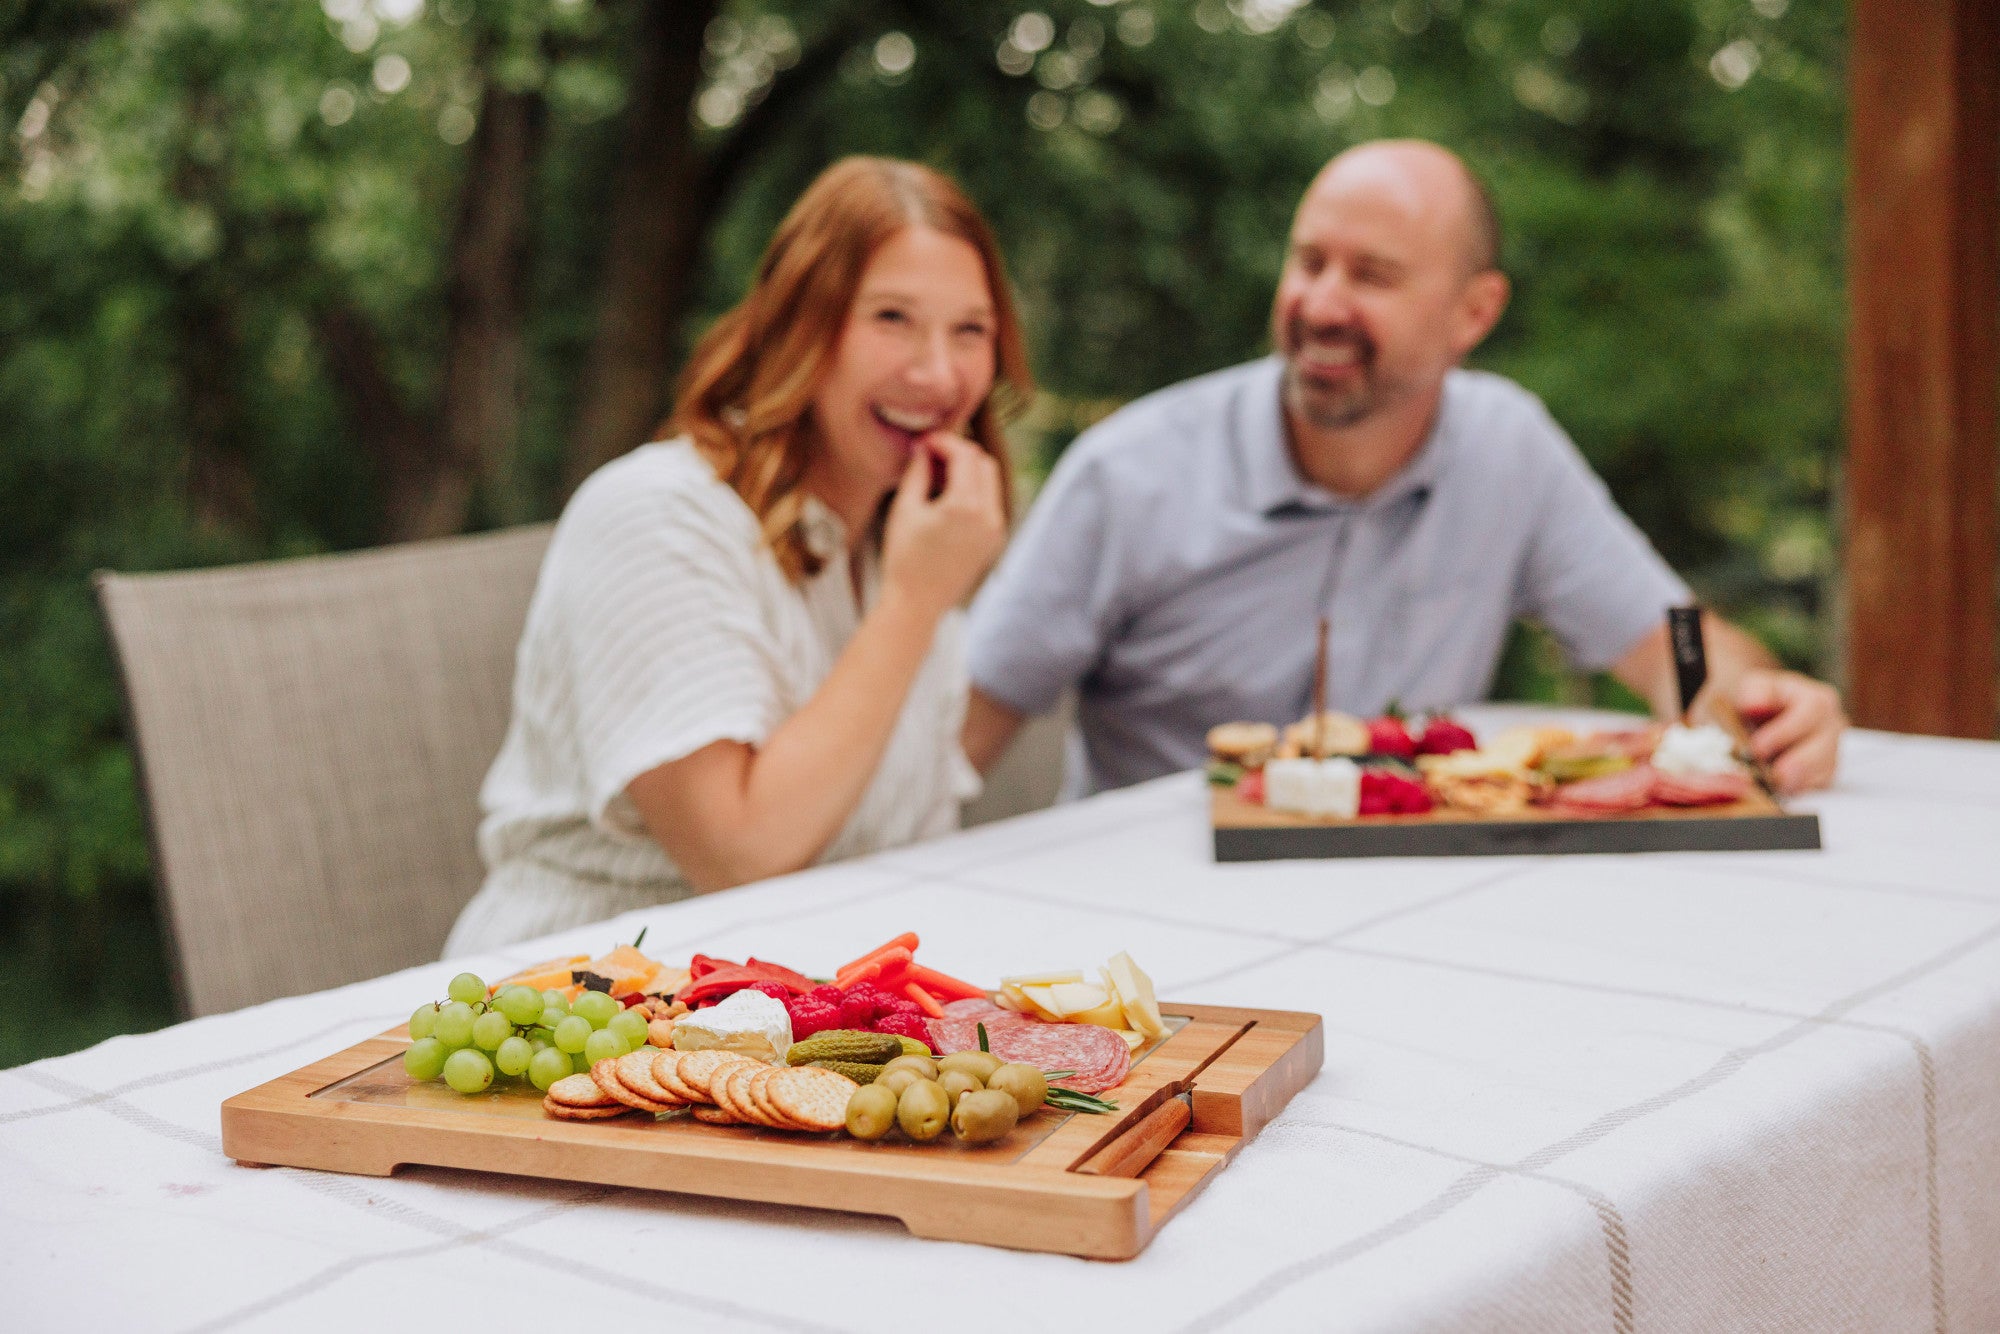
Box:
(616, 1049, 685, 1107)
(677, 1048, 754, 1100)
(543, 1096, 632, 1121)
(690, 1104, 744, 1126)
(547, 1072, 622, 1109)
(722, 1063, 783, 1129)
(766, 1066, 856, 1133)
(651, 1050, 703, 1104)
(591, 1058, 678, 1113)
(713, 1061, 767, 1125)
(746, 1065, 806, 1131)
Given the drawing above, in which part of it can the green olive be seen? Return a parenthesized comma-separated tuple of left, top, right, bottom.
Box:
(936, 1069, 983, 1108)
(877, 1067, 926, 1098)
(844, 1084, 899, 1141)
(878, 1054, 938, 1083)
(938, 1051, 1003, 1083)
(984, 1063, 1048, 1118)
(896, 1078, 951, 1142)
(949, 1088, 1020, 1144)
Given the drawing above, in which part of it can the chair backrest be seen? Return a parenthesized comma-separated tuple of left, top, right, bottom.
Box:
(95, 525, 551, 1017)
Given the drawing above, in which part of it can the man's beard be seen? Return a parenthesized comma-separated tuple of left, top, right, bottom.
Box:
(1280, 322, 1395, 429)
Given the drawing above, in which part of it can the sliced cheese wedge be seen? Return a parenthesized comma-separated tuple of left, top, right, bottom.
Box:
(1017, 985, 1068, 1022)
(1000, 969, 1085, 988)
(1105, 951, 1162, 1038)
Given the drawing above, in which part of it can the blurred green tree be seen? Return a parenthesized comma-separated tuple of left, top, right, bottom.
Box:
(0, 0, 1844, 1062)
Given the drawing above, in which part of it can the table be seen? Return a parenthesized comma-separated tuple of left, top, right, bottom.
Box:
(7, 706, 1999, 1332)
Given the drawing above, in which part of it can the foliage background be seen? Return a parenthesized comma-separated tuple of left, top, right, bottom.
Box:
(0, 0, 1844, 1065)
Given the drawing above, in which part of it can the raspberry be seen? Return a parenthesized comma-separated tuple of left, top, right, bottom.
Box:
(808, 984, 845, 1005)
(1360, 770, 1434, 815)
(1359, 772, 1396, 816)
(880, 997, 921, 1018)
(839, 993, 877, 1028)
(1417, 717, 1476, 756)
(1366, 716, 1416, 761)
(746, 981, 791, 1002)
(785, 997, 845, 1039)
(872, 1011, 934, 1048)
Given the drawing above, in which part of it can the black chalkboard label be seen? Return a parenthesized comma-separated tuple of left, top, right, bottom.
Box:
(1668, 605, 1707, 716)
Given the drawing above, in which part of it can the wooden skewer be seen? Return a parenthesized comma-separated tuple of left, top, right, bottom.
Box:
(1311, 616, 1329, 759)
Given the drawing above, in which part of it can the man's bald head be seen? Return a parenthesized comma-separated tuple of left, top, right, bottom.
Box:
(1305, 140, 1501, 277)
(1270, 137, 1512, 448)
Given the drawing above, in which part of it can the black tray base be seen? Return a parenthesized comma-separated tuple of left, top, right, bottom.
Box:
(1214, 812, 1822, 862)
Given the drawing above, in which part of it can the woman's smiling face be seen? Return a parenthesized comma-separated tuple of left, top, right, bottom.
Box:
(807, 224, 998, 511)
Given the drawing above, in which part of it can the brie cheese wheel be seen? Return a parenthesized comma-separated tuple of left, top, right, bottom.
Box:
(1266, 757, 1361, 818)
(670, 989, 793, 1063)
(1652, 723, 1738, 777)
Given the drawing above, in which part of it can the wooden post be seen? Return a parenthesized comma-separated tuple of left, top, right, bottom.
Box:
(1845, 0, 1999, 738)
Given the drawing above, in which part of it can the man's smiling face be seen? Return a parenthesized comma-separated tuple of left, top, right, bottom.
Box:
(1272, 143, 1499, 433)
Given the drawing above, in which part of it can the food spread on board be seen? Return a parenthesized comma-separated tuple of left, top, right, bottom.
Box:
(1205, 712, 1760, 820)
(399, 933, 1165, 1148)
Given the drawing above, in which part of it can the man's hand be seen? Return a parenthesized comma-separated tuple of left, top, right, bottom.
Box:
(1732, 668, 1846, 794)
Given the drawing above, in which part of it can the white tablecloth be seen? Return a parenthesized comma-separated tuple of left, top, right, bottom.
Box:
(7, 707, 1999, 1333)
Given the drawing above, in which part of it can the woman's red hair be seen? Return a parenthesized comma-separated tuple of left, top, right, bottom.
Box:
(667, 157, 1032, 580)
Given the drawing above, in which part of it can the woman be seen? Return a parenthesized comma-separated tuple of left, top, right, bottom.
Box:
(446, 157, 1031, 955)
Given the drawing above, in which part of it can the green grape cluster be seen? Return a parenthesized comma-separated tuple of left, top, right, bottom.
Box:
(404, 971, 653, 1095)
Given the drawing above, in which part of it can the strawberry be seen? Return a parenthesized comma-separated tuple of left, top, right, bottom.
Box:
(1416, 716, 1476, 755)
(1366, 716, 1416, 760)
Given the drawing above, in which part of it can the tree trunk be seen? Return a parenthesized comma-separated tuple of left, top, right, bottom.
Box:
(320, 73, 547, 543)
(561, 2, 865, 493)
(561, 0, 719, 492)
(431, 83, 546, 532)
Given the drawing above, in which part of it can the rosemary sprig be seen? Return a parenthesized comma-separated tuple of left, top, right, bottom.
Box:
(1045, 1087, 1119, 1114)
(977, 1021, 990, 1053)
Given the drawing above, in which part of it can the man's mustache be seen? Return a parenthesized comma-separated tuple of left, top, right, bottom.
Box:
(1285, 320, 1376, 367)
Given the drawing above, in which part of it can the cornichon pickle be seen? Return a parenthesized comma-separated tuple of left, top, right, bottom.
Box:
(786, 1031, 902, 1066)
(806, 1059, 884, 1084)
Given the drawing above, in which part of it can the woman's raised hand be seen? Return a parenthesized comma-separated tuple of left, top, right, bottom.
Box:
(882, 433, 1006, 619)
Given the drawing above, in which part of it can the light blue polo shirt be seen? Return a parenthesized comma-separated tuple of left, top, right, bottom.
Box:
(967, 358, 1690, 794)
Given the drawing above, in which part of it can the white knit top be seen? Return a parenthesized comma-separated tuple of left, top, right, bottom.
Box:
(444, 439, 978, 956)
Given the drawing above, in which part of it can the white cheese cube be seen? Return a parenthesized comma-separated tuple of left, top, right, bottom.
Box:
(1265, 757, 1361, 818)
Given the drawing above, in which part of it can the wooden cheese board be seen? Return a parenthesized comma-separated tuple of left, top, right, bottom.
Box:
(221, 1002, 1321, 1260)
(1212, 785, 1821, 861)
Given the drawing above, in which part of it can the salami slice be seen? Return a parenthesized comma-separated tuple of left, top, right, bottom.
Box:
(1651, 770, 1751, 806)
(938, 997, 1012, 1019)
(924, 1013, 1032, 1054)
(928, 1016, 1131, 1093)
(1551, 764, 1657, 814)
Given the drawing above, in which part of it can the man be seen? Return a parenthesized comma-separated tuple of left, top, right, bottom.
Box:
(963, 139, 1845, 795)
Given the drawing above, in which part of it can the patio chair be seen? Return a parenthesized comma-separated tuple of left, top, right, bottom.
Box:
(95, 526, 552, 1017)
